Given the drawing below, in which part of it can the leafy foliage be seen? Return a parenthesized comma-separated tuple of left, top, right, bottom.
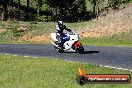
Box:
(0, 0, 131, 22)
(8, 21, 22, 37)
(45, 0, 87, 22)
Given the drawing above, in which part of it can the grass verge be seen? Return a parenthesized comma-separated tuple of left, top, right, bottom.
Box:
(0, 54, 132, 88)
(81, 37, 132, 47)
(81, 31, 132, 46)
(0, 21, 131, 46)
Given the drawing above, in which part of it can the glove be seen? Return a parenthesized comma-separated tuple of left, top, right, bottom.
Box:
(56, 33, 60, 36)
(66, 29, 71, 32)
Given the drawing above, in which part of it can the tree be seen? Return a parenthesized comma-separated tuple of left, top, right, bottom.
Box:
(9, 0, 13, 20)
(112, 0, 121, 9)
(92, 0, 96, 13)
(108, 0, 122, 9)
(1, 0, 10, 20)
(45, 0, 87, 22)
(26, 0, 29, 19)
(37, 0, 42, 15)
(18, 0, 20, 19)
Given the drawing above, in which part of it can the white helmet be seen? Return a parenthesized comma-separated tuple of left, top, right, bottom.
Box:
(58, 21, 63, 26)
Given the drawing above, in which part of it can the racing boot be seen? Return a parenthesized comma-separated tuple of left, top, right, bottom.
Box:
(59, 43, 64, 49)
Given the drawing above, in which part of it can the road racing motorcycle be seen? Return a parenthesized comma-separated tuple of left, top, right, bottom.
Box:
(50, 30, 84, 54)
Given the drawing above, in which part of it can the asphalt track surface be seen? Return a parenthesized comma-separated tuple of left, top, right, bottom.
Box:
(0, 44, 132, 70)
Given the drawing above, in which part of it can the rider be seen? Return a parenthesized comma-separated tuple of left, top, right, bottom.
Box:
(55, 21, 71, 48)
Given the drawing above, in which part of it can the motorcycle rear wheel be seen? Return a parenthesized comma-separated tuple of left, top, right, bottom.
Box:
(76, 44, 84, 54)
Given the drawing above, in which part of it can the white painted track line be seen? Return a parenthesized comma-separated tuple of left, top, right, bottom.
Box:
(2, 53, 132, 72)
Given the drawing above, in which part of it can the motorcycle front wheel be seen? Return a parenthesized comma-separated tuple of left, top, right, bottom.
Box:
(54, 46, 64, 53)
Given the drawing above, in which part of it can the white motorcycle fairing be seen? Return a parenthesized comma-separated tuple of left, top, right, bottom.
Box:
(50, 30, 84, 53)
(50, 33, 58, 41)
(63, 31, 79, 51)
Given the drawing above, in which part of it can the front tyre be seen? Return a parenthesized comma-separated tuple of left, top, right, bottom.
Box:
(54, 46, 64, 53)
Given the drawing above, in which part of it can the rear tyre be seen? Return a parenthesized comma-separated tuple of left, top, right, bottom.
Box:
(76, 44, 84, 54)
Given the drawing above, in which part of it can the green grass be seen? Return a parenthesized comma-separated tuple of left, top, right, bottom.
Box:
(0, 21, 93, 42)
(0, 54, 132, 88)
(81, 31, 132, 46)
(81, 37, 132, 47)
(0, 21, 131, 46)
(0, 41, 49, 44)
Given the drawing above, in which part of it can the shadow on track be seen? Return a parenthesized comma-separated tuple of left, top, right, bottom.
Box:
(61, 51, 100, 54)
(83, 51, 100, 54)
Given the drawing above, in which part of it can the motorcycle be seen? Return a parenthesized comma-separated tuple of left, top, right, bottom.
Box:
(50, 30, 84, 54)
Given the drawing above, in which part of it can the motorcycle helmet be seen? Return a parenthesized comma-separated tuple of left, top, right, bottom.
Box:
(58, 21, 63, 27)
